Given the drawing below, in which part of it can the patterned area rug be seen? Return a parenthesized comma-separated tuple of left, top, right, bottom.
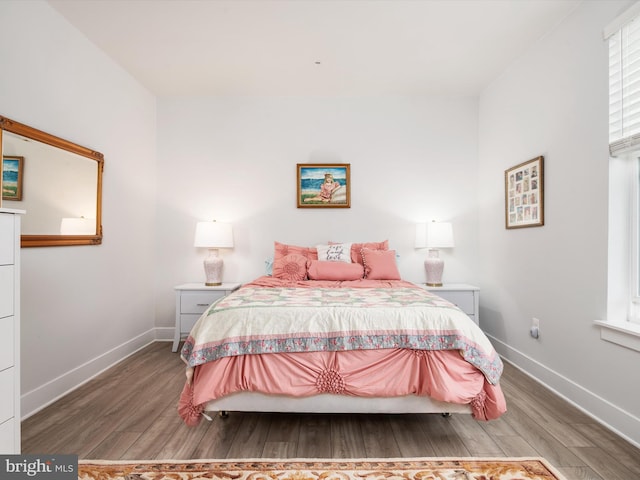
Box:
(78, 457, 568, 480)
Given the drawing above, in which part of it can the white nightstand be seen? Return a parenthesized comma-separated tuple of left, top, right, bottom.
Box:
(173, 282, 241, 352)
(422, 283, 480, 325)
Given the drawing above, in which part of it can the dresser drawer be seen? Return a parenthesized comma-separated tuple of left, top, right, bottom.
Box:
(180, 290, 227, 314)
(0, 417, 16, 454)
(0, 317, 14, 371)
(173, 283, 241, 352)
(0, 214, 15, 265)
(0, 266, 14, 319)
(0, 368, 14, 424)
(180, 314, 202, 334)
(438, 291, 474, 315)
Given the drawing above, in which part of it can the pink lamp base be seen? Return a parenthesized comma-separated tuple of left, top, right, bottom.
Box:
(425, 249, 444, 286)
(203, 248, 224, 286)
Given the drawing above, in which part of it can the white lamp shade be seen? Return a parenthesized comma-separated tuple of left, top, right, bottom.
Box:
(415, 223, 427, 248)
(415, 222, 455, 249)
(426, 222, 454, 248)
(194, 221, 234, 248)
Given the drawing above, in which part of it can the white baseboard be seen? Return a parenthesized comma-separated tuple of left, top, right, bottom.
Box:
(154, 326, 175, 342)
(21, 328, 160, 420)
(488, 334, 640, 449)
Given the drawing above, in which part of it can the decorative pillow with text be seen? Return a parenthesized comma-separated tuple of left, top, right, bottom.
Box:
(316, 243, 353, 263)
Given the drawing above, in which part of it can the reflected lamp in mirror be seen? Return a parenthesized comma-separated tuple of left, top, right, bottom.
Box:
(194, 220, 234, 286)
(415, 221, 454, 286)
(60, 217, 95, 235)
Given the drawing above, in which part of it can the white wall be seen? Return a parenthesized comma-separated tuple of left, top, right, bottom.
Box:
(0, 1, 157, 416)
(478, 0, 640, 445)
(154, 96, 480, 328)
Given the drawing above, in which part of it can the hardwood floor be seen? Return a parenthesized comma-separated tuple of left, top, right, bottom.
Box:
(21, 341, 640, 480)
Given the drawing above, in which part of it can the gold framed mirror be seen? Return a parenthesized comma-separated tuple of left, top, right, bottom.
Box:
(0, 115, 103, 247)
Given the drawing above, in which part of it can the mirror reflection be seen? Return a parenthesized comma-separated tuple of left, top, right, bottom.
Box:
(1, 115, 103, 247)
(3, 130, 98, 234)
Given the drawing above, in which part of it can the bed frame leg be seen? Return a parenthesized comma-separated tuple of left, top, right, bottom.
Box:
(219, 411, 229, 418)
(441, 412, 452, 418)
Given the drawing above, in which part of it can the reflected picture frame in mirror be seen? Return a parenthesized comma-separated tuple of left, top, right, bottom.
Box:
(0, 115, 103, 247)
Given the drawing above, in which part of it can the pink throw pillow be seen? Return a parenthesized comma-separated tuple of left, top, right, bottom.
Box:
(274, 241, 318, 262)
(272, 253, 309, 281)
(351, 240, 389, 265)
(307, 260, 364, 281)
(361, 248, 401, 280)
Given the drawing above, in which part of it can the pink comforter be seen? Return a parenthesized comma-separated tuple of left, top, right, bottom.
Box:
(178, 277, 507, 425)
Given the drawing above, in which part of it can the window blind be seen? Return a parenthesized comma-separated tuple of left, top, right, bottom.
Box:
(609, 12, 640, 156)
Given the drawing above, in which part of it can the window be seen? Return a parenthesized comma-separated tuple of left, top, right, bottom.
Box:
(608, 3, 640, 156)
(600, 3, 640, 350)
(607, 5, 640, 325)
(631, 157, 640, 323)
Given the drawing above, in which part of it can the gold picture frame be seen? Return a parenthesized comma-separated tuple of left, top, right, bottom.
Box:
(2, 155, 24, 201)
(505, 156, 544, 229)
(297, 163, 351, 208)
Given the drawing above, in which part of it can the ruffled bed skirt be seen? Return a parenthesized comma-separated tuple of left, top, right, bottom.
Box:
(178, 348, 506, 426)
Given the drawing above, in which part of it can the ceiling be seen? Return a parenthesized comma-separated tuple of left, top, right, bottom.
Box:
(47, 0, 582, 97)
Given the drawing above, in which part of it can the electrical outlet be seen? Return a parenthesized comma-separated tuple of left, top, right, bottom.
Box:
(530, 318, 540, 339)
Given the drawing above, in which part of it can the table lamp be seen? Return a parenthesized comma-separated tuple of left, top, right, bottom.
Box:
(415, 221, 454, 286)
(194, 220, 234, 286)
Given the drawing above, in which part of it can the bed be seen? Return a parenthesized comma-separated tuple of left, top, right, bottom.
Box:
(178, 241, 506, 426)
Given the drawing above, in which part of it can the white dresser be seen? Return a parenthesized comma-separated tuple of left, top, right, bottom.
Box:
(0, 208, 23, 454)
(173, 283, 241, 352)
(423, 283, 480, 325)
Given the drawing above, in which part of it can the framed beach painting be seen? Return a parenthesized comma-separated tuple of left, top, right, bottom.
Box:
(297, 163, 351, 208)
(505, 156, 544, 229)
(2, 155, 24, 201)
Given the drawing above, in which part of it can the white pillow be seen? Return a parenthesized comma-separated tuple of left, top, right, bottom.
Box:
(316, 243, 352, 263)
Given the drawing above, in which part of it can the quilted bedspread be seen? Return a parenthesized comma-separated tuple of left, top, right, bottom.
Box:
(180, 281, 503, 385)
